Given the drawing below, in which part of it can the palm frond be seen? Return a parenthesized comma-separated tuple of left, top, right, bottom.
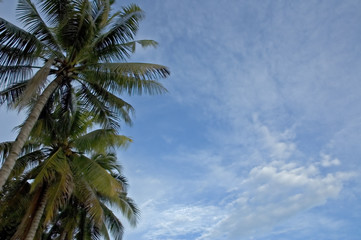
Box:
(0, 141, 12, 164)
(122, 39, 158, 53)
(77, 84, 122, 129)
(43, 170, 73, 224)
(56, 0, 94, 58)
(0, 178, 32, 239)
(90, 62, 169, 95)
(74, 129, 131, 153)
(101, 203, 124, 240)
(0, 80, 28, 107)
(91, 0, 110, 31)
(39, 0, 72, 26)
(101, 62, 169, 79)
(30, 148, 66, 192)
(0, 17, 44, 52)
(17, 0, 60, 51)
(73, 179, 104, 227)
(0, 65, 34, 88)
(0, 44, 38, 70)
(10, 149, 44, 178)
(112, 192, 139, 227)
(92, 152, 122, 173)
(100, 221, 111, 240)
(93, 4, 144, 54)
(80, 80, 134, 125)
(17, 57, 54, 108)
(72, 155, 124, 198)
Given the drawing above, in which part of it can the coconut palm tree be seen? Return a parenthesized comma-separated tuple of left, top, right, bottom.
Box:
(0, 0, 169, 190)
(0, 107, 138, 239)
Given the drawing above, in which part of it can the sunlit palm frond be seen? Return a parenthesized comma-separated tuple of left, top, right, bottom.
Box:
(43, 170, 73, 224)
(74, 129, 131, 153)
(30, 148, 66, 192)
(72, 154, 124, 198)
(92, 152, 122, 173)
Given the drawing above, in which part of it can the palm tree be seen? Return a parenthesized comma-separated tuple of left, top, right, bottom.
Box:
(0, 0, 169, 190)
(0, 108, 138, 239)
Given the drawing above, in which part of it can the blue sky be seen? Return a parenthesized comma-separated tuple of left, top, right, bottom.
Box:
(1, 0, 361, 239)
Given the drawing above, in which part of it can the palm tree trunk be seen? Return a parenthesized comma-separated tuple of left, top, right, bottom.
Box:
(59, 231, 67, 240)
(0, 78, 61, 191)
(24, 186, 48, 240)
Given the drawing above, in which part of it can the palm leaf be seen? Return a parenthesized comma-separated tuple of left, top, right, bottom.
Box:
(81, 80, 134, 125)
(73, 178, 104, 227)
(18, 57, 54, 108)
(122, 39, 158, 53)
(56, 0, 94, 58)
(77, 84, 123, 129)
(0, 44, 38, 69)
(30, 148, 66, 192)
(17, 0, 60, 51)
(85, 63, 169, 96)
(0, 141, 12, 163)
(109, 192, 139, 227)
(0, 17, 44, 60)
(0, 65, 34, 88)
(93, 4, 144, 52)
(74, 129, 131, 153)
(72, 155, 124, 198)
(101, 202, 124, 240)
(10, 149, 44, 178)
(0, 80, 28, 107)
(43, 170, 73, 224)
(39, 0, 72, 26)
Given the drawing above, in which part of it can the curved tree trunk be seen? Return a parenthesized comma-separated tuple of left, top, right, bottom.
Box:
(0, 78, 61, 191)
(24, 187, 48, 240)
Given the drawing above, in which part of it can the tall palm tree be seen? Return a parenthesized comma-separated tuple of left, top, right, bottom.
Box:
(0, 0, 169, 190)
(0, 108, 138, 239)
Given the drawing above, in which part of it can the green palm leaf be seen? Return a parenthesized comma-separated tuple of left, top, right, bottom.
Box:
(43, 171, 73, 224)
(30, 148, 66, 192)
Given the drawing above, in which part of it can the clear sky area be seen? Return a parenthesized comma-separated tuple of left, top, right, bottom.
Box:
(1, 1, 361, 239)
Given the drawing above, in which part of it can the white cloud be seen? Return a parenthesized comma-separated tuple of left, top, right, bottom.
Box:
(320, 153, 341, 167)
(199, 161, 353, 240)
(144, 205, 223, 240)
(253, 116, 297, 161)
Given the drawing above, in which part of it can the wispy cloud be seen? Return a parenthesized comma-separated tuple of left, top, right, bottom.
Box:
(123, 118, 354, 239)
